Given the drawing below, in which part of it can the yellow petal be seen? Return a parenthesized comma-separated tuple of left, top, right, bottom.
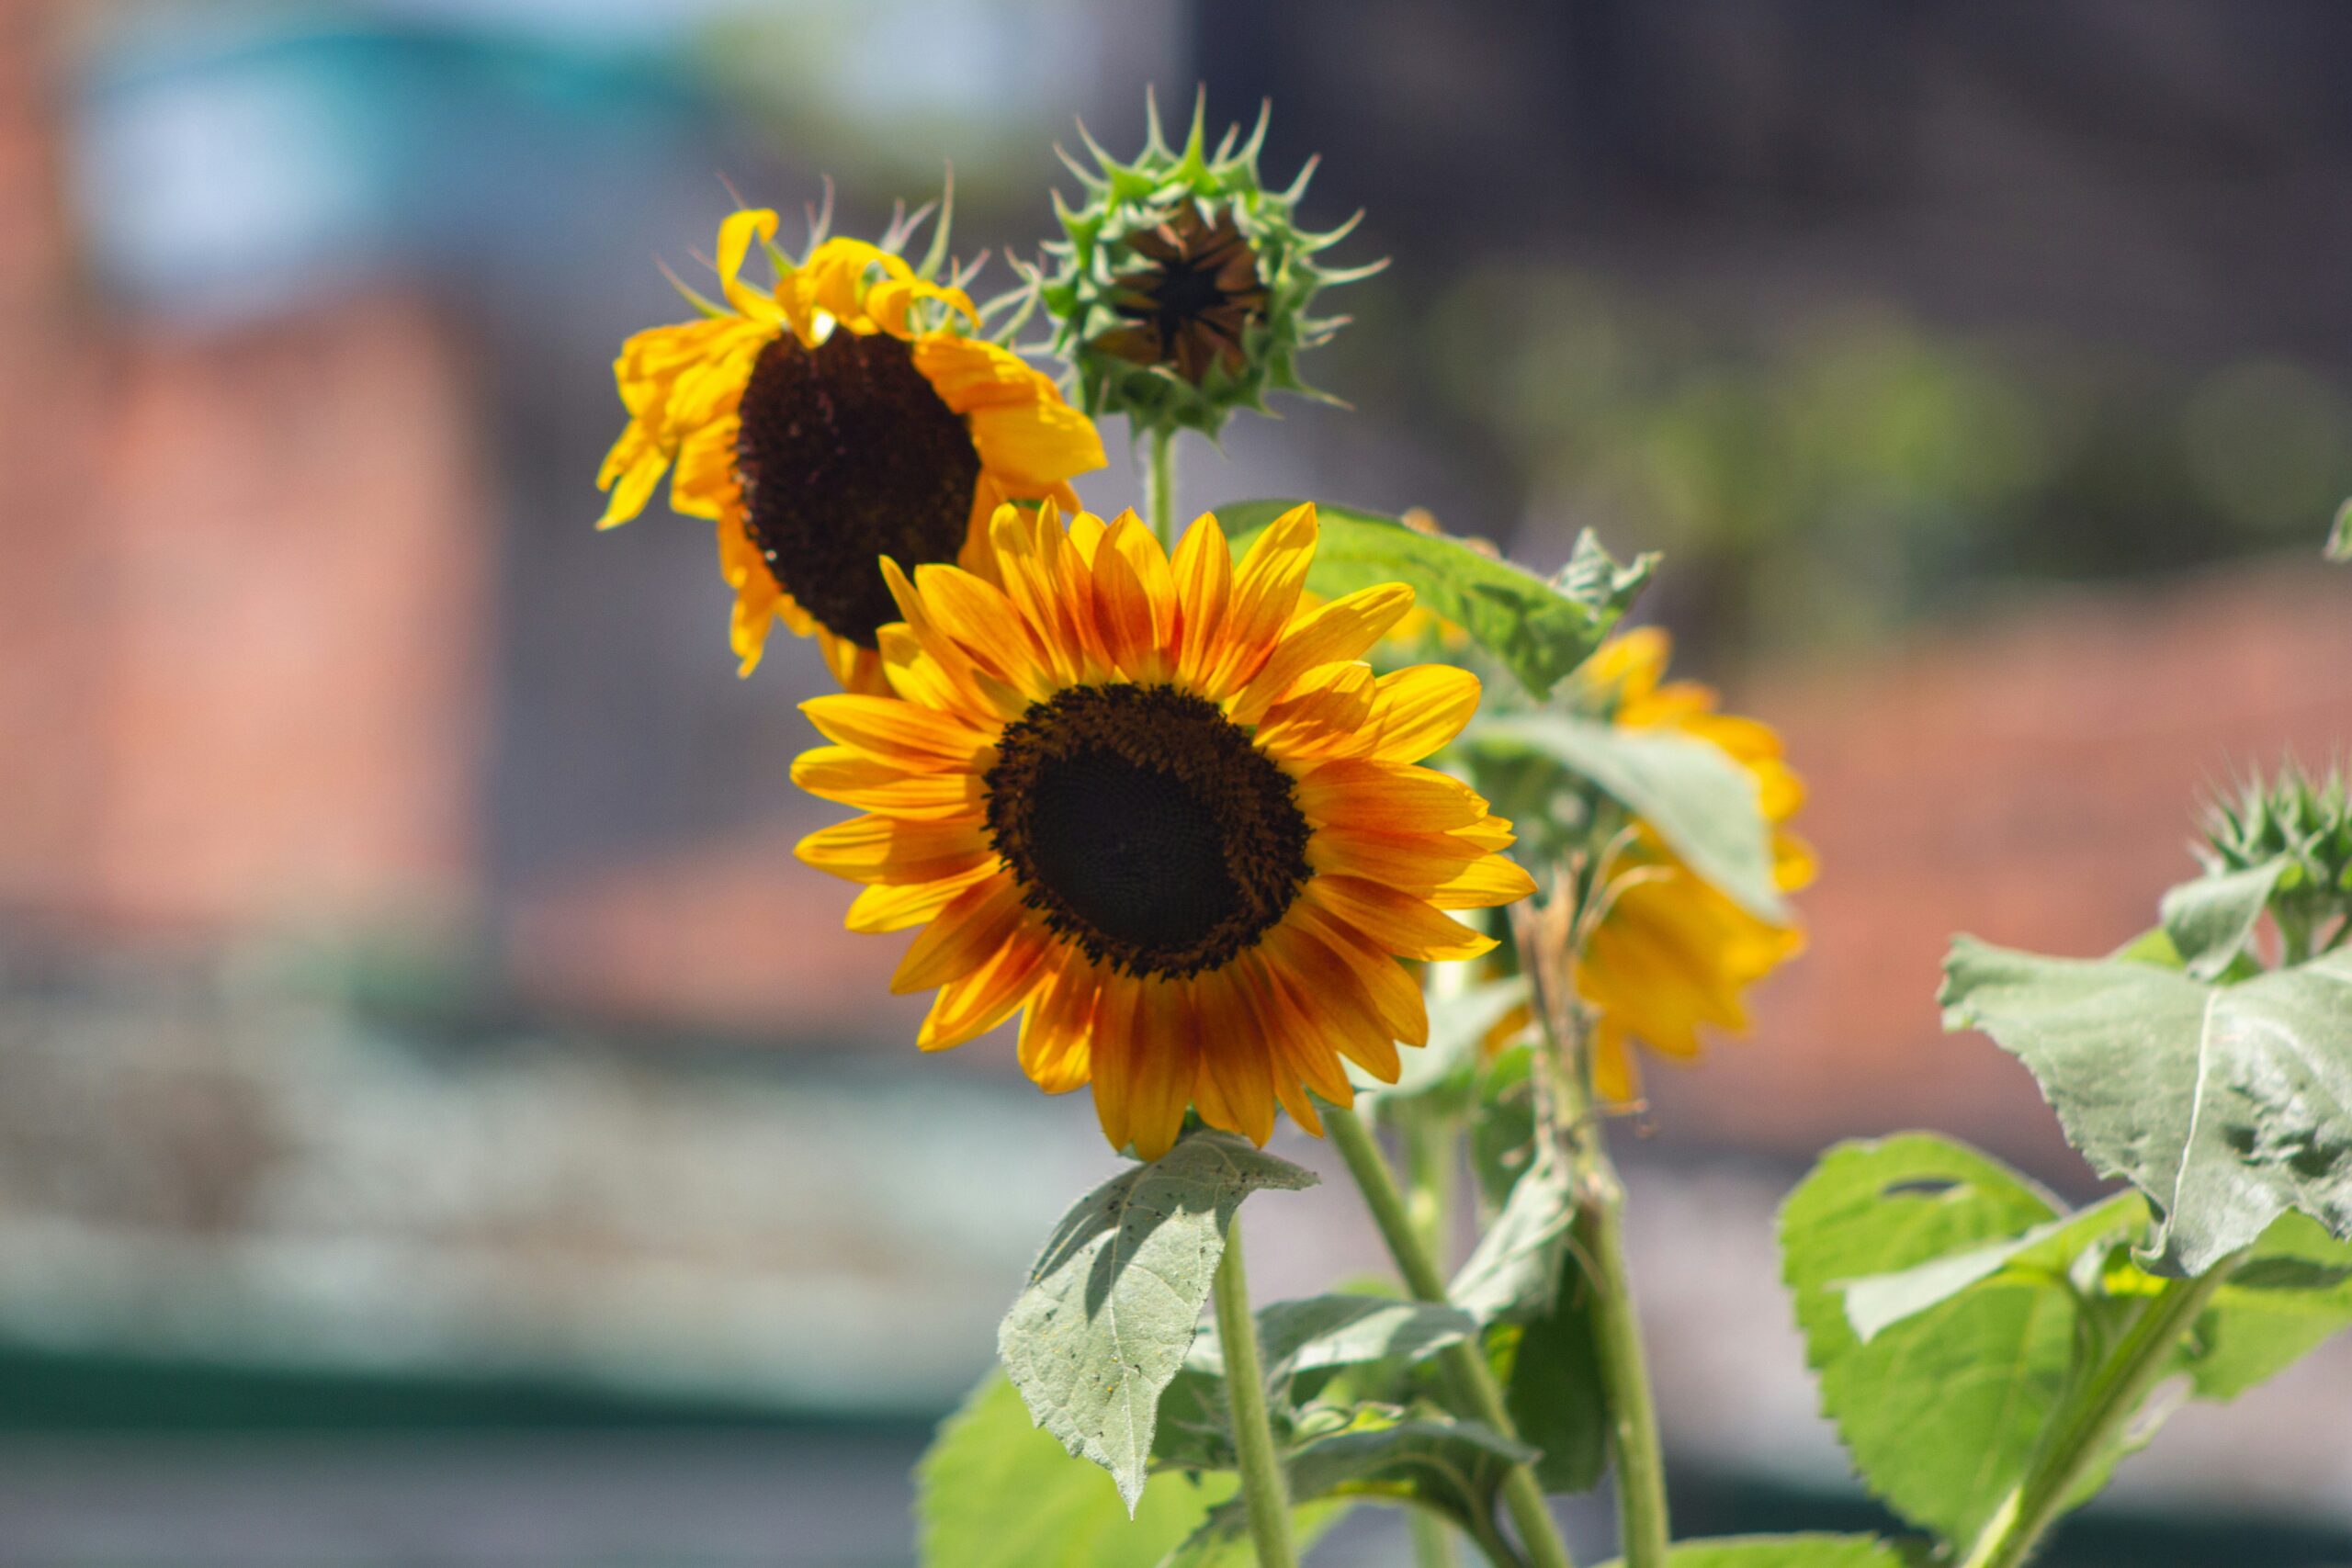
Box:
(795, 815, 991, 886)
(1229, 582, 1415, 726)
(800, 694, 992, 771)
(891, 874, 1025, 994)
(1303, 874, 1498, 962)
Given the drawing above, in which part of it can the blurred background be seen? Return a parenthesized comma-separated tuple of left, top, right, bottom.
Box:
(3, 0, 2351, 1563)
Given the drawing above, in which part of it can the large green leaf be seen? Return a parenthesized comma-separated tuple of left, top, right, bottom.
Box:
(1940, 938, 2352, 1275)
(1464, 713, 1785, 922)
(1450, 1142, 1578, 1324)
(1839, 1190, 2146, 1344)
(1189, 1294, 1478, 1382)
(1493, 1253, 1611, 1494)
(1216, 499, 1650, 695)
(2157, 861, 2289, 982)
(1598, 1537, 1907, 1568)
(1779, 1135, 2105, 1547)
(1165, 1417, 1535, 1564)
(1000, 1132, 1318, 1512)
(2174, 1211, 2352, 1399)
(918, 1370, 1244, 1568)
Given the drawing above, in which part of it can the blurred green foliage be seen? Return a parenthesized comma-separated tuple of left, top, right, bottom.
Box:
(1425, 266, 2352, 658)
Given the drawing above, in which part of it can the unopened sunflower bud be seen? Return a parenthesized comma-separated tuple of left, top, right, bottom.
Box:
(1031, 92, 1380, 440)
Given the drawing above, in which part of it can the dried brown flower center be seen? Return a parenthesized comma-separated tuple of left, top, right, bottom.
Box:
(1096, 204, 1269, 386)
(735, 332, 978, 649)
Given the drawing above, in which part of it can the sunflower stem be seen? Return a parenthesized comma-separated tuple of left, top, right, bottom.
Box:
(1213, 1213, 1299, 1568)
(1538, 980, 1670, 1568)
(1323, 1105, 1579, 1568)
(1403, 1110, 1465, 1568)
(1146, 426, 1179, 550)
(1956, 1257, 2238, 1568)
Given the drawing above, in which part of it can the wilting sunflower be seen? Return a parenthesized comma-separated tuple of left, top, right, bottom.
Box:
(1574, 628, 1815, 1101)
(792, 502, 1535, 1158)
(597, 208, 1106, 686)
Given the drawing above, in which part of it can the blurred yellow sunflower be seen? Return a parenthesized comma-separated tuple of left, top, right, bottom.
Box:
(792, 502, 1535, 1158)
(1576, 627, 1814, 1101)
(597, 209, 1107, 687)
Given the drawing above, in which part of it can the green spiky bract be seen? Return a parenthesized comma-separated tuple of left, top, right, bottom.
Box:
(2201, 761, 2352, 940)
(1033, 93, 1377, 441)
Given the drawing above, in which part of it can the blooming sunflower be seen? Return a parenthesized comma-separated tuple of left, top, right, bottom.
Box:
(597, 208, 1107, 686)
(792, 502, 1536, 1158)
(1574, 628, 1815, 1102)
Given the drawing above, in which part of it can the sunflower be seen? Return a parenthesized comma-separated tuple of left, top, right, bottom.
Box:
(1574, 627, 1815, 1101)
(597, 208, 1107, 687)
(791, 502, 1536, 1158)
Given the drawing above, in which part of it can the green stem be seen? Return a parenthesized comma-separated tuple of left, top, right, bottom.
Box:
(1527, 923, 1669, 1568)
(1324, 1105, 1578, 1568)
(1146, 426, 1179, 550)
(1572, 1157, 1669, 1568)
(1213, 1213, 1299, 1568)
(1403, 1112, 1465, 1568)
(1958, 1259, 2238, 1568)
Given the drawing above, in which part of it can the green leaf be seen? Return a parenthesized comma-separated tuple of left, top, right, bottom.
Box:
(1556, 528, 1661, 628)
(2158, 861, 2290, 982)
(1840, 1190, 2147, 1344)
(918, 1370, 1244, 1568)
(1598, 1536, 1908, 1568)
(1189, 1294, 1478, 1382)
(1470, 1041, 1540, 1209)
(1464, 713, 1785, 922)
(2177, 1211, 2352, 1399)
(1000, 1131, 1318, 1512)
(1493, 1254, 1611, 1493)
(1779, 1134, 2098, 1547)
(1941, 938, 2352, 1275)
(1451, 1142, 1578, 1324)
(1166, 1417, 1535, 1564)
(2329, 496, 2351, 561)
(1216, 500, 1648, 695)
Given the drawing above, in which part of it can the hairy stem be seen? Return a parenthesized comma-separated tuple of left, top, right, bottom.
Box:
(1959, 1258, 2237, 1568)
(1404, 1111, 1466, 1568)
(1324, 1105, 1579, 1568)
(1213, 1214, 1299, 1568)
(1146, 426, 1179, 550)
(1571, 1156, 1669, 1568)
(1519, 898, 1671, 1568)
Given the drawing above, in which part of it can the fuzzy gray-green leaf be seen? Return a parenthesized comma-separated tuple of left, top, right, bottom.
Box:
(1000, 1132, 1317, 1512)
(2159, 860, 2289, 982)
(1450, 1142, 1578, 1324)
(1941, 938, 2352, 1275)
(1466, 712, 1785, 922)
(1166, 1417, 1535, 1563)
(1189, 1294, 1478, 1382)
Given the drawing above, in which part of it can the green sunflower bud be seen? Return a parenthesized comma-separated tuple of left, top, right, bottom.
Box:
(2200, 761, 2352, 929)
(1030, 91, 1379, 440)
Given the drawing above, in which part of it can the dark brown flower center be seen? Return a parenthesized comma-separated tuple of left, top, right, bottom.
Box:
(984, 684, 1311, 978)
(734, 331, 979, 649)
(1094, 204, 1269, 386)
